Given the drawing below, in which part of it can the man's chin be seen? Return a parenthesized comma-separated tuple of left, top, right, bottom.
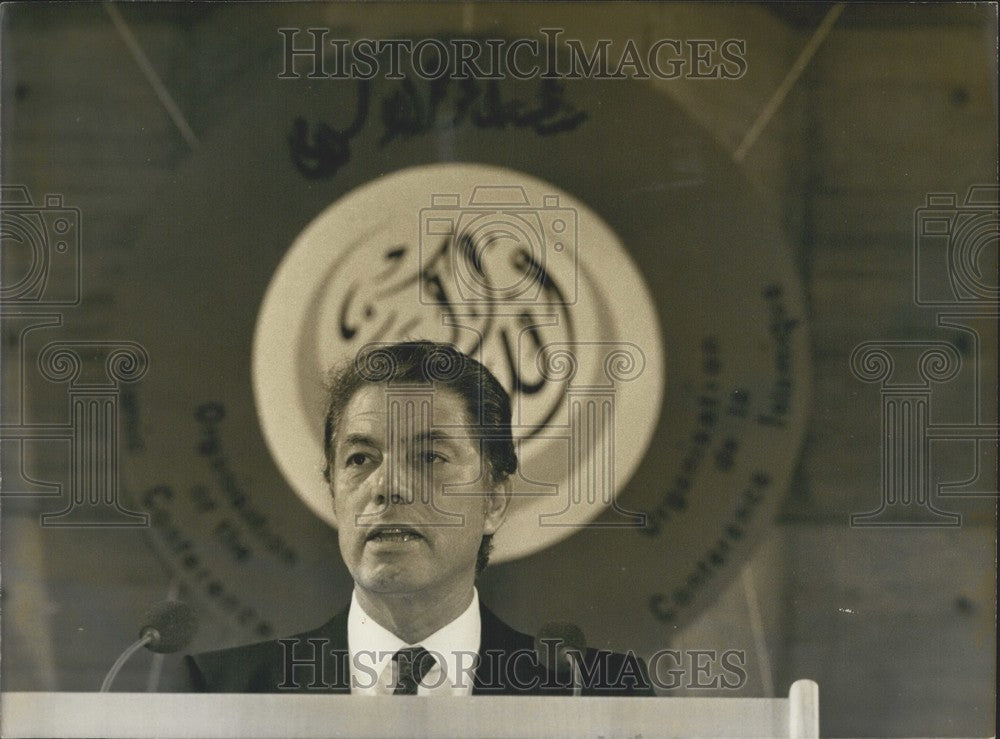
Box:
(354, 563, 427, 596)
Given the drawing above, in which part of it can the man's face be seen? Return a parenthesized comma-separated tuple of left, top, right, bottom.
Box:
(329, 383, 509, 602)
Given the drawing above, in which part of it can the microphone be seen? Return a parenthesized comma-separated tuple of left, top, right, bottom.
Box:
(139, 600, 199, 653)
(100, 600, 198, 692)
(535, 621, 586, 697)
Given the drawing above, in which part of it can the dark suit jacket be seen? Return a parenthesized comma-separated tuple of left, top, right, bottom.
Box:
(186, 601, 652, 696)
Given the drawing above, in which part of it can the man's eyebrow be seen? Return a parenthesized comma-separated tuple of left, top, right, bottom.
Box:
(412, 429, 464, 446)
(338, 430, 466, 447)
(339, 433, 379, 448)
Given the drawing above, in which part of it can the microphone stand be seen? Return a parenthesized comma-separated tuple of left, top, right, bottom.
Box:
(100, 631, 155, 692)
(567, 652, 583, 697)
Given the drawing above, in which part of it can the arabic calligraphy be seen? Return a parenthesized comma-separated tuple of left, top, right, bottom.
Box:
(330, 229, 575, 438)
(289, 76, 587, 180)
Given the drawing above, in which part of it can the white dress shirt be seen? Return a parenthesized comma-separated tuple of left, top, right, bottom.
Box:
(347, 588, 481, 695)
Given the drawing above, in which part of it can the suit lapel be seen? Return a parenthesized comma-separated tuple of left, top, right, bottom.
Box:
(474, 603, 566, 695)
(323, 608, 352, 693)
(292, 607, 351, 693)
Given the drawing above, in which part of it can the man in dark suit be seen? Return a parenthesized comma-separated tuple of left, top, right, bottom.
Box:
(187, 341, 651, 696)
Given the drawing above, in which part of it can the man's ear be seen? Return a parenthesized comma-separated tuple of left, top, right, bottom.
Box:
(483, 479, 511, 535)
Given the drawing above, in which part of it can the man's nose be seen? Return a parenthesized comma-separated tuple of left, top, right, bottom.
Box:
(364, 397, 434, 514)
(367, 447, 427, 511)
(369, 462, 409, 510)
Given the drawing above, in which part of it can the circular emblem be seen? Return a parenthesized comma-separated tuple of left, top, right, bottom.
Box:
(253, 163, 666, 561)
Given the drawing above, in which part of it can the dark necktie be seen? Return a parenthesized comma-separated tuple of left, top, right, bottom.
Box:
(392, 646, 435, 695)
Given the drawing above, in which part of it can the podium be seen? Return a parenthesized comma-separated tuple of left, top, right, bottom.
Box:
(1, 681, 818, 738)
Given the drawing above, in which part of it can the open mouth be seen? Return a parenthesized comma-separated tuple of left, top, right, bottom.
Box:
(366, 526, 423, 543)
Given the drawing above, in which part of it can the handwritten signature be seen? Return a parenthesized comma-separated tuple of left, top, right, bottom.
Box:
(289, 77, 588, 180)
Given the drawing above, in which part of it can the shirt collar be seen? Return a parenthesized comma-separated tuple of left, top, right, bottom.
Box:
(347, 588, 481, 694)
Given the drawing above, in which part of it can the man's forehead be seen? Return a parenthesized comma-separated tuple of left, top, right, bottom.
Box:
(338, 383, 473, 434)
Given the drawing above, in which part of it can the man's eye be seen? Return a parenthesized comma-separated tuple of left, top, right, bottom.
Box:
(345, 452, 369, 467)
(420, 451, 446, 464)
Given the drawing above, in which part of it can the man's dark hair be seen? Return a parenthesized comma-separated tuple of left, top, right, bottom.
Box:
(323, 341, 517, 573)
